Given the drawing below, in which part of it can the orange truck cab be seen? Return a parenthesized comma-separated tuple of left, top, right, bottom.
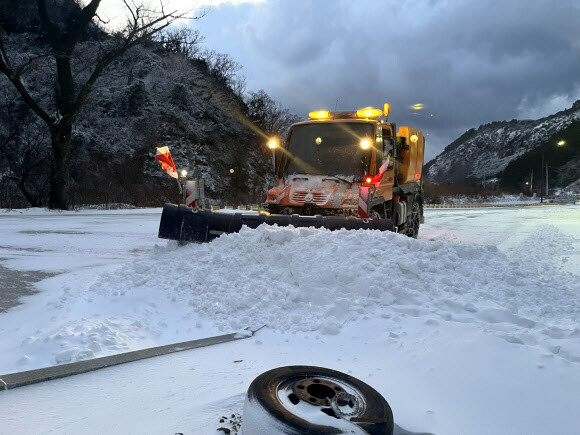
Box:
(265, 105, 425, 237)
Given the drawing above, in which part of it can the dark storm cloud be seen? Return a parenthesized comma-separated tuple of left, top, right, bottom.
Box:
(196, 0, 580, 159)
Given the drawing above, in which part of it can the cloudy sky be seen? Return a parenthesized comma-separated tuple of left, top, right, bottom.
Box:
(99, 0, 580, 160)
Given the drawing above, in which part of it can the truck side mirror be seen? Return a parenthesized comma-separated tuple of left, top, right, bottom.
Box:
(382, 130, 393, 153)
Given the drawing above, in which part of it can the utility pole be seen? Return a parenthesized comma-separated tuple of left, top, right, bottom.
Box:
(546, 162, 549, 198)
(540, 151, 544, 203)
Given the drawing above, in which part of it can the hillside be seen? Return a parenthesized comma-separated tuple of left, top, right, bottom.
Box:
(498, 120, 580, 192)
(425, 100, 580, 187)
(0, 0, 289, 208)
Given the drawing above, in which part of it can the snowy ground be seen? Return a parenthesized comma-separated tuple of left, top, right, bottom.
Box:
(0, 205, 579, 434)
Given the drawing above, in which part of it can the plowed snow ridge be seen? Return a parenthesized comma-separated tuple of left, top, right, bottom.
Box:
(91, 224, 580, 361)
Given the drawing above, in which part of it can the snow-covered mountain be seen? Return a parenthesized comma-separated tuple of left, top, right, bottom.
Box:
(425, 100, 580, 183)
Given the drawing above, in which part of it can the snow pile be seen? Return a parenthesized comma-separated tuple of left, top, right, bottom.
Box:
(19, 318, 141, 365)
(515, 224, 577, 271)
(2, 208, 577, 371)
(87, 224, 580, 361)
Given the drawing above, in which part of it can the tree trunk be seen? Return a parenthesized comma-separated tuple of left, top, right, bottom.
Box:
(7, 176, 41, 207)
(49, 119, 72, 210)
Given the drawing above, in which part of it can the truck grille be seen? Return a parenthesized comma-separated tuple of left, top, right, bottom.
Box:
(290, 190, 330, 205)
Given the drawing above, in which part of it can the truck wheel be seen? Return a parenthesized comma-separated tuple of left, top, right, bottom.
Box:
(406, 201, 421, 238)
(242, 366, 394, 434)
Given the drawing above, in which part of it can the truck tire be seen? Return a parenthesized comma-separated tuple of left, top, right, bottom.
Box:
(241, 366, 393, 435)
(406, 200, 421, 239)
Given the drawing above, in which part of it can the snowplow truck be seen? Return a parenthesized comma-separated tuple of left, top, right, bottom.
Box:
(158, 104, 425, 243)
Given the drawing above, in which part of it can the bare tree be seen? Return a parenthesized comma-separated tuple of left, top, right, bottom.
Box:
(0, 0, 193, 209)
(246, 89, 301, 137)
(230, 76, 247, 99)
(157, 25, 204, 58)
(200, 49, 242, 88)
(0, 93, 50, 207)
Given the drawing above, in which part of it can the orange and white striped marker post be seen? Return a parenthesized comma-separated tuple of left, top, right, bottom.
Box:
(358, 186, 370, 218)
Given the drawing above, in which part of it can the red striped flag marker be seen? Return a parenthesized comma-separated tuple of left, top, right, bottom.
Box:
(155, 146, 178, 179)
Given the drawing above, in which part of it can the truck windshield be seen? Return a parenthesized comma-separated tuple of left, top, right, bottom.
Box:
(284, 122, 374, 179)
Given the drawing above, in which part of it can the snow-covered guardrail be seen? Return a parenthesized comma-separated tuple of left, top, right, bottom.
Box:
(423, 202, 567, 209)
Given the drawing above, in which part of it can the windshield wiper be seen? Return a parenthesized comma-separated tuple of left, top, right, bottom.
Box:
(322, 176, 353, 186)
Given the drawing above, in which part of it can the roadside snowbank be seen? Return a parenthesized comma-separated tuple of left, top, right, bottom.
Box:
(429, 194, 543, 205)
(0, 207, 162, 216)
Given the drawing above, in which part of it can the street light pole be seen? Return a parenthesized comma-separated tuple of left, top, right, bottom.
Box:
(541, 140, 566, 202)
(267, 137, 279, 179)
(180, 169, 188, 205)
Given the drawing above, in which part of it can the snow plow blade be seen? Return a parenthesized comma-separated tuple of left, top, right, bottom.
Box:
(158, 204, 394, 243)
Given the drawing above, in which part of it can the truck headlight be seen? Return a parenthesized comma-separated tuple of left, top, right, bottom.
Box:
(360, 139, 371, 150)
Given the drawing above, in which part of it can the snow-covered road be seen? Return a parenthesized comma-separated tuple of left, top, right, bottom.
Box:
(422, 205, 580, 275)
(0, 205, 579, 434)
